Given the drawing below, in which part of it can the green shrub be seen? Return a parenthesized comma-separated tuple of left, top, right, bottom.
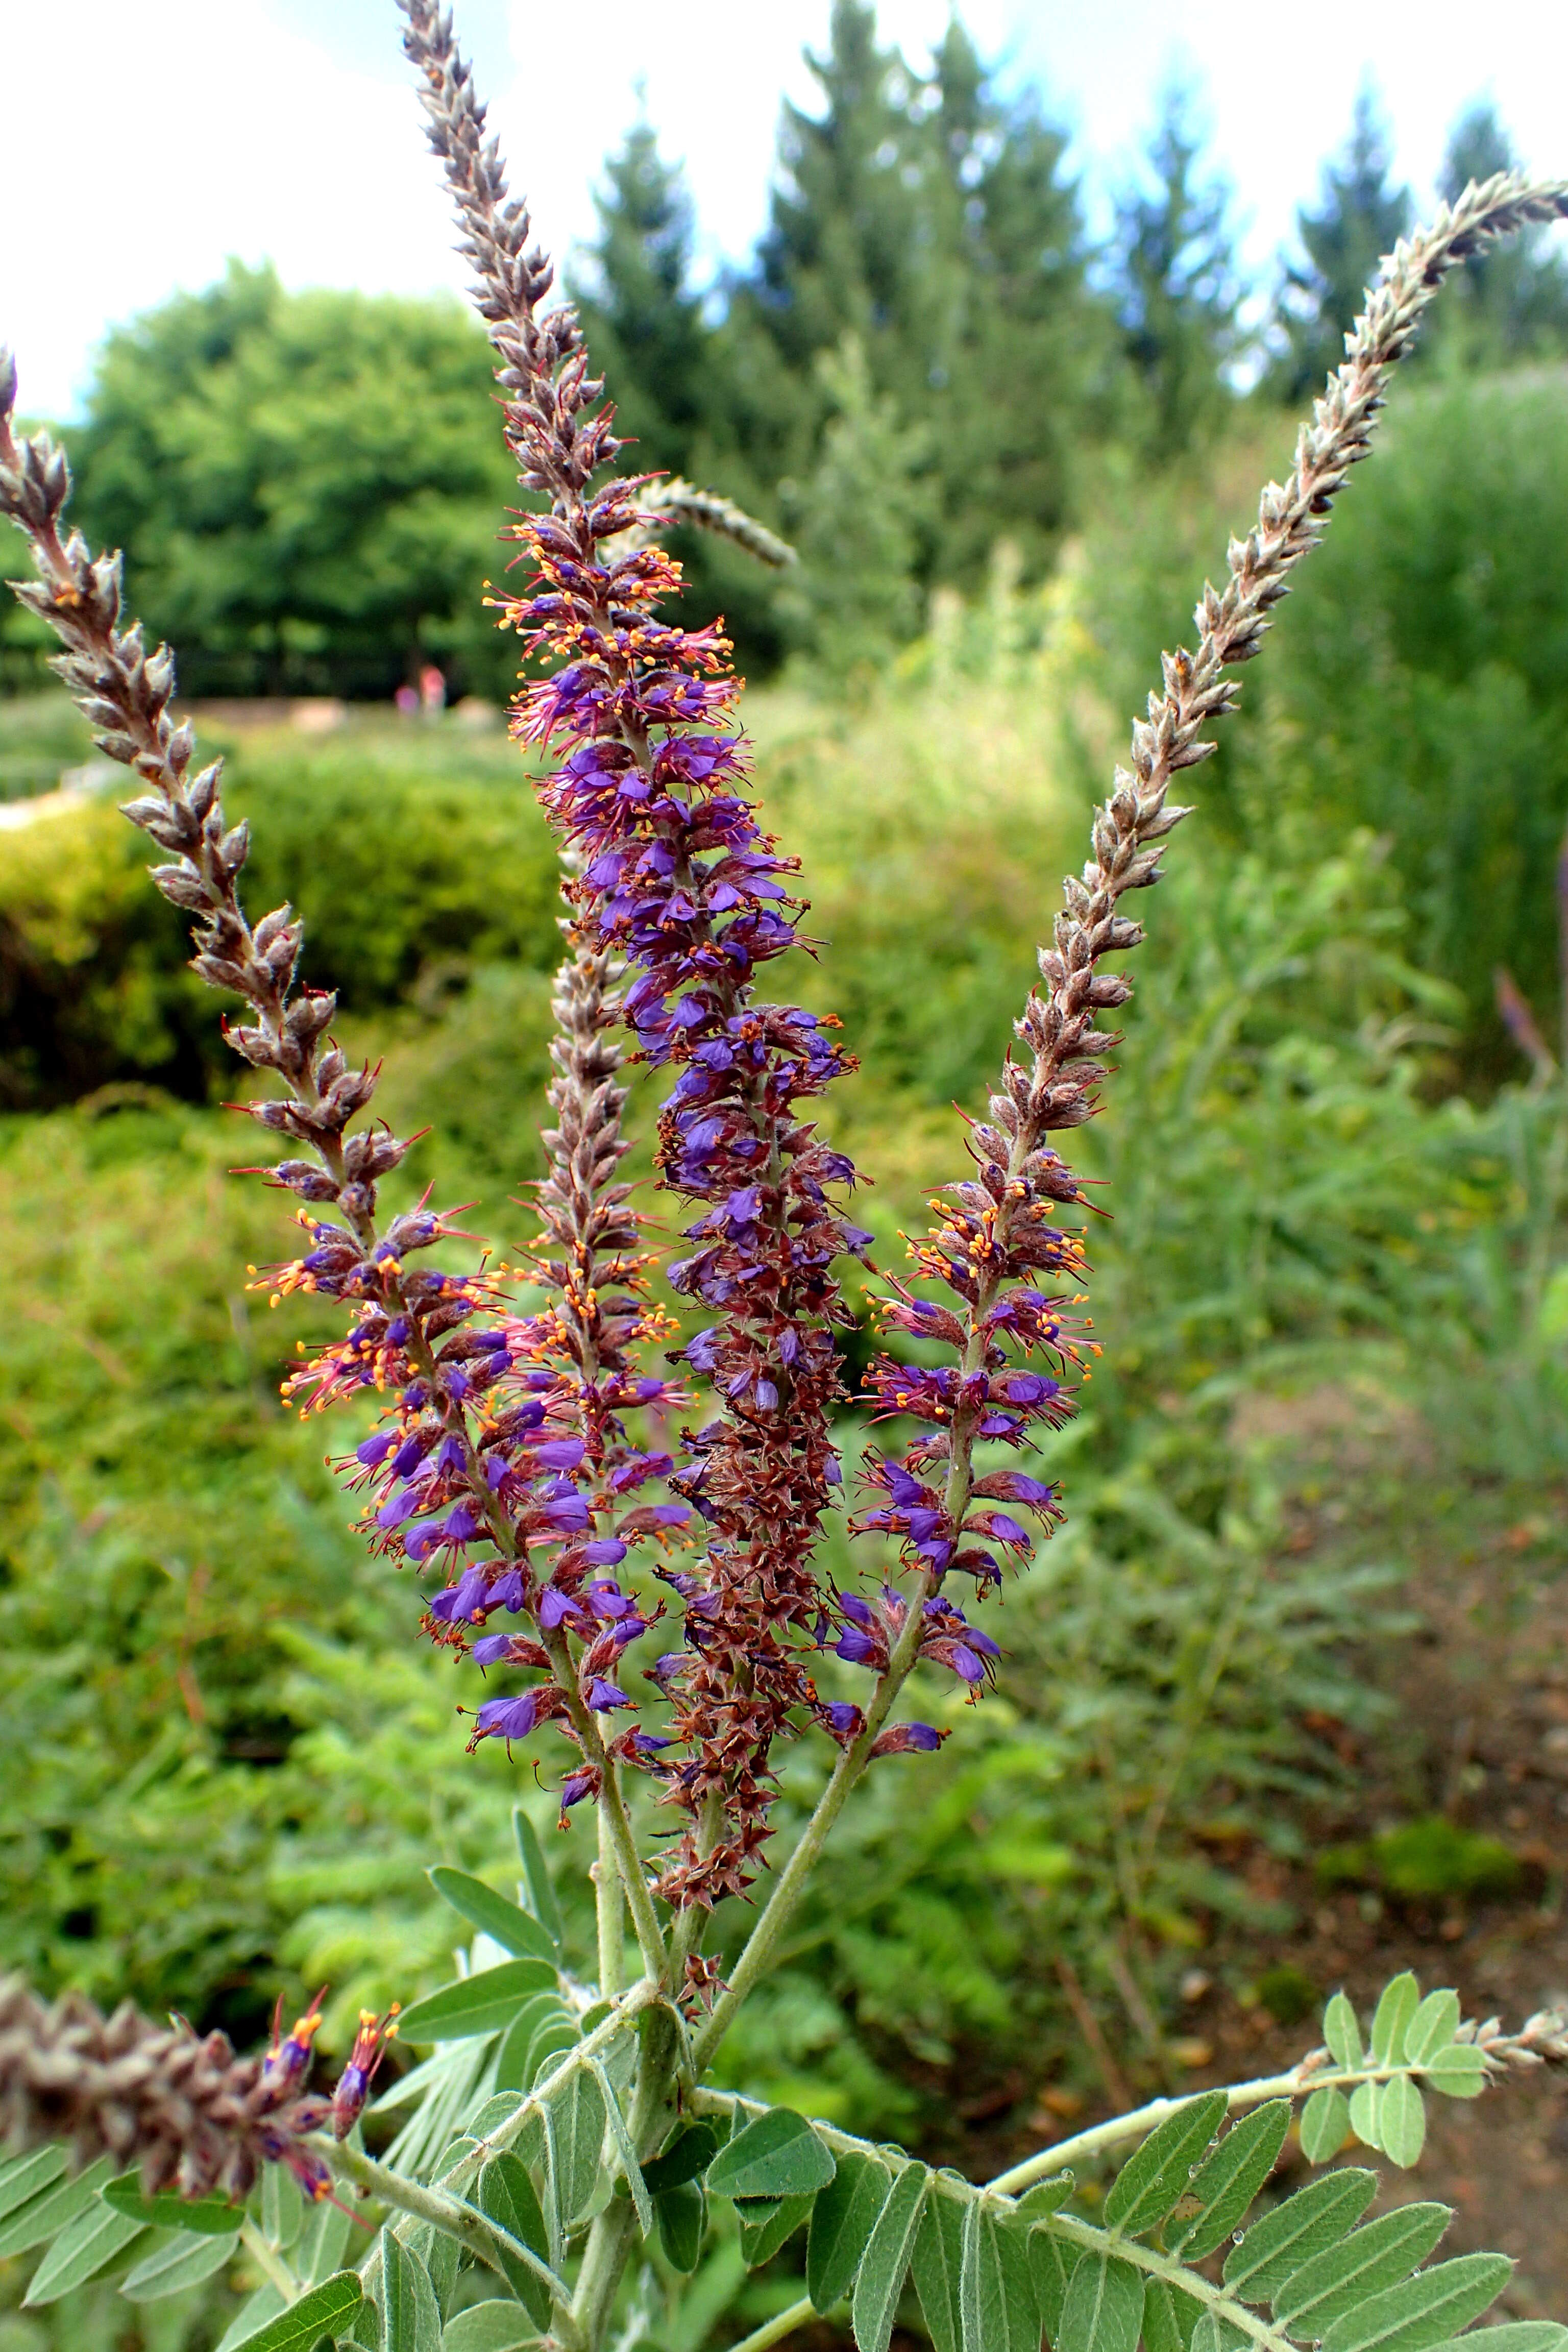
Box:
(1317, 1815, 1525, 1902)
(0, 719, 562, 1105)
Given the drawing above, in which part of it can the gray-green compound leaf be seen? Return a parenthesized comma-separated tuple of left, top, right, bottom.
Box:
(1029, 2227, 1075, 2343)
(0, 2148, 65, 2225)
(1319, 2253, 1513, 2352)
(1323, 1993, 1363, 2069)
(1424, 2046, 1487, 2099)
(1405, 1991, 1461, 2067)
(494, 1996, 566, 2092)
(587, 2058, 652, 2236)
(808, 2148, 891, 2315)
(442, 2302, 542, 2352)
(398, 1961, 557, 2044)
(478, 2153, 553, 2332)
(301, 2193, 353, 2285)
(1369, 1974, 1420, 2067)
(1379, 2075, 1427, 2169)
(0, 2156, 114, 2259)
(642, 2123, 722, 2198)
(223, 2272, 364, 2352)
(120, 2227, 236, 2301)
(958, 2200, 1035, 2352)
(512, 1806, 564, 1949)
(740, 2189, 816, 2268)
(1349, 2079, 1385, 2152)
(103, 2173, 246, 2237)
(262, 2163, 304, 2252)
(1272, 2204, 1451, 2335)
(429, 1868, 559, 1966)
(382, 2231, 442, 2352)
(22, 2199, 144, 2305)
(851, 2160, 928, 2352)
(1104, 2091, 1227, 2237)
(911, 2189, 964, 2352)
(707, 2108, 837, 2202)
(552, 2065, 606, 2228)
(988, 2213, 1040, 2352)
(1222, 2169, 1378, 2304)
(655, 2181, 705, 2273)
(1171, 2098, 1292, 2257)
(214, 2284, 285, 2352)
(1143, 2275, 1204, 2352)
(1300, 2086, 1353, 2164)
(1425, 2327, 1568, 2352)
(1056, 2249, 1145, 2352)
(1190, 2315, 1249, 2352)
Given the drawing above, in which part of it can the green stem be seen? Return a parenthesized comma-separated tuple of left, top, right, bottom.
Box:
(690, 1585, 934, 2072)
(982, 2054, 1430, 2192)
(596, 1802, 626, 1999)
(239, 2217, 300, 2305)
(724, 2295, 826, 2352)
(319, 2136, 560, 2291)
(568, 2001, 684, 2350)
(544, 1628, 666, 1981)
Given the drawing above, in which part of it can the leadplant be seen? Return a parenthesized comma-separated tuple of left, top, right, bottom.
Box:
(1, 9, 1566, 2349)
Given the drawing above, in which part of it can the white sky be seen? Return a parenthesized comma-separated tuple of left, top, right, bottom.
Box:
(3, 0, 1567, 421)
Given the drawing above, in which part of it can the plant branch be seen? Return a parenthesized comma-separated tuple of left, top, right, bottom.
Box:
(723, 2296, 826, 2352)
(320, 2135, 564, 2295)
(238, 2217, 301, 2305)
(689, 1581, 936, 2070)
(543, 1627, 666, 1981)
(596, 1803, 626, 1999)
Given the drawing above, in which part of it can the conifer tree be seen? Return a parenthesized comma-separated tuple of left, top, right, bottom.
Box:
(570, 116, 710, 476)
(1114, 86, 1242, 460)
(751, 0, 928, 376)
(922, 19, 1113, 578)
(1275, 87, 1411, 398)
(1434, 98, 1568, 360)
(738, 4, 1112, 609)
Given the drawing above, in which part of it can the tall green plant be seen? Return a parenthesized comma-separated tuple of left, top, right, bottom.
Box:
(1, 11, 1566, 2352)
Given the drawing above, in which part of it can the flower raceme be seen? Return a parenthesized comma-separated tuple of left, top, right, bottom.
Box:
(500, 501, 881, 1907)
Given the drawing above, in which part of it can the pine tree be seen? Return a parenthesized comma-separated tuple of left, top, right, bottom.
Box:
(1275, 88, 1411, 399)
(922, 19, 1114, 577)
(750, 0, 930, 378)
(778, 334, 932, 670)
(1434, 99, 1568, 361)
(737, 4, 1111, 598)
(571, 117, 710, 476)
(1114, 85, 1242, 461)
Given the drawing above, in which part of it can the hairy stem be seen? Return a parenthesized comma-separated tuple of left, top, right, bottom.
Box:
(238, 2218, 301, 2305)
(690, 1584, 935, 2071)
(596, 1804, 626, 1999)
(568, 2003, 683, 2349)
(543, 1627, 666, 1980)
(724, 2296, 825, 2352)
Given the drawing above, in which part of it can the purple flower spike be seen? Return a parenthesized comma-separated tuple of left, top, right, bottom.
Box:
(585, 1677, 633, 1712)
(581, 1538, 628, 1567)
(835, 1627, 883, 1668)
(870, 1723, 946, 1756)
(474, 1690, 540, 1741)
